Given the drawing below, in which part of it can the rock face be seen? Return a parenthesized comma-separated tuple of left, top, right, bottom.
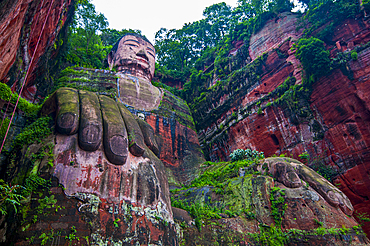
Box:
(195, 12, 370, 234)
(147, 91, 205, 185)
(0, 0, 74, 102)
(249, 12, 302, 61)
(55, 67, 205, 185)
(2, 134, 178, 245)
(2, 3, 370, 245)
(171, 158, 369, 245)
(52, 134, 176, 245)
(117, 73, 162, 111)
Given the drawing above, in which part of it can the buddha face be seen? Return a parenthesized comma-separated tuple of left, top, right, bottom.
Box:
(108, 34, 156, 81)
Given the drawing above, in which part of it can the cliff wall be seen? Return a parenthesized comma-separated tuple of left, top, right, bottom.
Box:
(0, 0, 75, 102)
(195, 12, 370, 232)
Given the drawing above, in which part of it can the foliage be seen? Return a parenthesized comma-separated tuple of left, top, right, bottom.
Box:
(100, 28, 142, 46)
(25, 175, 50, 196)
(73, 1, 108, 54)
(113, 218, 120, 228)
(154, 0, 295, 101)
(170, 198, 222, 231)
(39, 230, 61, 246)
(270, 186, 287, 226)
(298, 0, 360, 39)
(152, 81, 180, 97)
(351, 50, 358, 61)
(229, 148, 265, 162)
(363, 0, 370, 12)
(257, 107, 263, 115)
(0, 118, 11, 142)
(0, 83, 41, 117)
(251, 224, 287, 246)
(355, 212, 370, 226)
(13, 117, 53, 149)
(0, 180, 24, 215)
(190, 156, 263, 188)
(0, 172, 50, 215)
(63, 27, 110, 68)
(298, 151, 310, 163)
(311, 161, 337, 182)
(293, 37, 330, 80)
(65, 226, 79, 244)
(61, 0, 151, 70)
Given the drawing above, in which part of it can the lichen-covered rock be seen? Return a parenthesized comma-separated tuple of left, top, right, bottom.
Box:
(171, 158, 369, 245)
(3, 119, 178, 245)
(147, 91, 205, 185)
(194, 12, 370, 236)
(249, 12, 301, 61)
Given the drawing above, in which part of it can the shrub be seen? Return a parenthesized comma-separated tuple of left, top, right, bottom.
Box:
(351, 50, 358, 61)
(257, 107, 263, 115)
(229, 148, 265, 162)
(363, 0, 370, 12)
(13, 117, 53, 149)
(293, 37, 330, 80)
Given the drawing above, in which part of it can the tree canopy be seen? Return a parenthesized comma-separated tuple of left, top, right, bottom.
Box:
(61, 0, 145, 69)
(59, 0, 363, 104)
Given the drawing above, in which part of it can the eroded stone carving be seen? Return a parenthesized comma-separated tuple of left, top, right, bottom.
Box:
(39, 34, 176, 245)
(108, 34, 162, 111)
(255, 157, 354, 216)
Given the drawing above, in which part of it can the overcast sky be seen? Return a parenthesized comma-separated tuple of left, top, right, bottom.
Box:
(91, 0, 239, 43)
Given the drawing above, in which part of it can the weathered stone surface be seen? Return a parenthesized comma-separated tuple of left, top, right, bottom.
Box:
(136, 117, 159, 157)
(78, 90, 102, 151)
(118, 104, 146, 157)
(0, 0, 74, 101)
(55, 87, 79, 135)
(56, 67, 118, 96)
(172, 158, 367, 245)
(99, 95, 129, 165)
(108, 34, 156, 81)
(258, 158, 354, 216)
(117, 73, 162, 111)
(195, 13, 370, 235)
(52, 132, 176, 244)
(146, 91, 205, 185)
(249, 12, 301, 61)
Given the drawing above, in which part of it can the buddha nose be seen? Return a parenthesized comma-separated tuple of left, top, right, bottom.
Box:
(136, 49, 149, 61)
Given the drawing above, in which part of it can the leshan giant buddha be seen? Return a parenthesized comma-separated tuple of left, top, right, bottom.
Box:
(40, 33, 177, 245)
(108, 33, 162, 111)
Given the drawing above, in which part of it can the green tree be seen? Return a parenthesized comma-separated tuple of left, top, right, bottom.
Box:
(73, 1, 108, 54)
(268, 0, 294, 14)
(65, 28, 109, 68)
(100, 28, 142, 46)
(293, 37, 330, 80)
(203, 3, 233, 43)
(363, 0, 370, 12)
(62, 0, 110, 68)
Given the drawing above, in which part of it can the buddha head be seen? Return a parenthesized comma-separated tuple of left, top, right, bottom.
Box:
(108, 33, 156, 81)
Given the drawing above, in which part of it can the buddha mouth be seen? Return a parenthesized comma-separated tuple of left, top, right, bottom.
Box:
(117, 58, 150, 70)
(136, 53, 149, 65)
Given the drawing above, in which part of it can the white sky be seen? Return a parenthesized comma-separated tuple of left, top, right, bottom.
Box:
(91, 0, 239, 44)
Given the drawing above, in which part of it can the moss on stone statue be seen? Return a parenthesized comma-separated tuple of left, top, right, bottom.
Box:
(54, 67, 117, 98)
(172, 157, 368, 245)
(152, 90, 196, 131)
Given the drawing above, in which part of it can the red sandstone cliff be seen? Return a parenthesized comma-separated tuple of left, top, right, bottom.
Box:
(0, 0, 75, 102)
(197, 12, 370, 233)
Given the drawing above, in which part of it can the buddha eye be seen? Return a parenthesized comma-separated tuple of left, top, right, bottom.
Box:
(126, 43, 138, 47)
(147, 50, 155, 58)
